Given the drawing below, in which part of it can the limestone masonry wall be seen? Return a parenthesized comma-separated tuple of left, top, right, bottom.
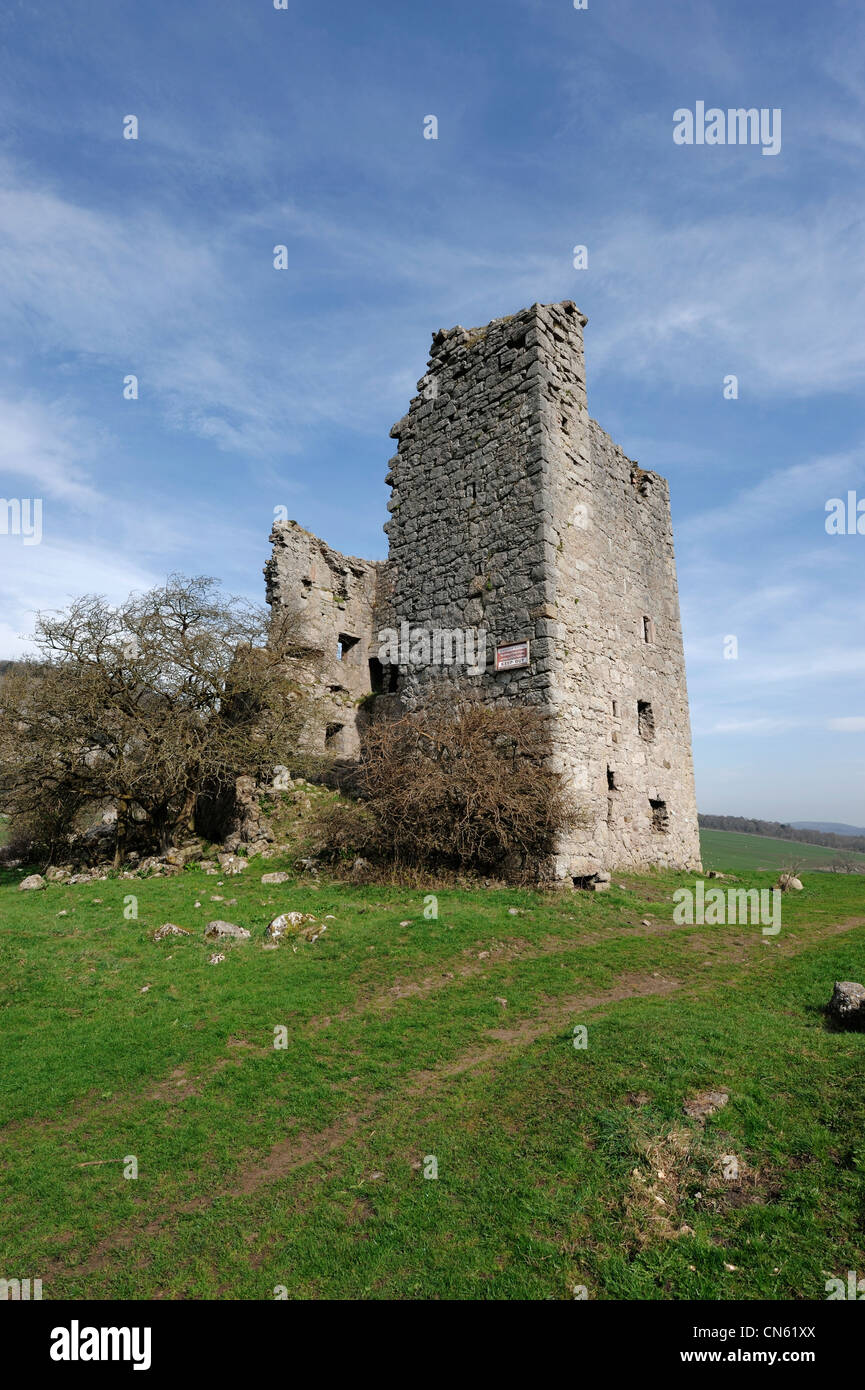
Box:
(265, 301, 702, 879)
(264, 522, 381, 759)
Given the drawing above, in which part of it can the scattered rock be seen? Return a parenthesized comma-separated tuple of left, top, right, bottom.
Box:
(204, 920, 251, 940)
(266, 911, 321, 942)
(827, 981, 865, 1030)
(208, 953, 226, 965)
(19, 874, 46, 892)
(399, 919, 412, 927)
(261, 871, 290, 885)
(776, 873, 803, 891)
(164, 843, 202, 867)
(153, 923, 191, 942)
(494, 996, 507, 1007)
(217, 853, 248, 876)
(684, 1090, 729, 1121)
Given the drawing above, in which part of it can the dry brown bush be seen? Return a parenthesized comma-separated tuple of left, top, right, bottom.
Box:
(314, 700, 577, 879)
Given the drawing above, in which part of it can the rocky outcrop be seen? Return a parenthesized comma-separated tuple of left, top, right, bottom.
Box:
(827, 981, 865, 1029)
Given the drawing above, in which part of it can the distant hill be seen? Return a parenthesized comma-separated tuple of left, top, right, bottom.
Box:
(699, 813, 865, 855)
(700, 828, 865, 872)
(791, 821, 865, 838)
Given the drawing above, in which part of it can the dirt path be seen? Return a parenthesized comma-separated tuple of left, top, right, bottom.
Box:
(38, 913, 865, 1282)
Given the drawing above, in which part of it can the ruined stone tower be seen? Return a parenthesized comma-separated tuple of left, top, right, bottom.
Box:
(266, 301, 702, 881)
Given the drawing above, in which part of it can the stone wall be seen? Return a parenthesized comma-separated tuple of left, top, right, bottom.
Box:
(537, 301, 701, 873)
(263, 520, 382, 758)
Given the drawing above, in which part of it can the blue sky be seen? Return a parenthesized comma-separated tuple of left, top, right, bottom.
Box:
(0, 0, 863, 823)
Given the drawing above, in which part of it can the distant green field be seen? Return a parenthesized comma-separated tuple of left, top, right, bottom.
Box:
(700, 827, 865, 873)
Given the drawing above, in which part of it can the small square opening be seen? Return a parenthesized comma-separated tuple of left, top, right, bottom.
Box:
(337, 633, 359, 661)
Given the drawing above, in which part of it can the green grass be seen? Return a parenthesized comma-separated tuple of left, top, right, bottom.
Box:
(1, 851, 863, 1300)
(700, 827, 865, 873)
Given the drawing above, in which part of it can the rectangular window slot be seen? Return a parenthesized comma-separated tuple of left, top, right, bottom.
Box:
(337, 633, 359, 661)
(638, 700, 655, 741)
(650, 798, 669, 833)
(607, 767, 619, 791)
(642, 616, 655, 643)
(325, 723, 344, 748)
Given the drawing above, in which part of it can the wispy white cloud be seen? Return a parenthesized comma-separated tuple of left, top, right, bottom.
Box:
(0, 396, 104, 504)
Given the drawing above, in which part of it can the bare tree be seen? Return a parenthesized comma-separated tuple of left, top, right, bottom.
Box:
(0, 575, 308, 864)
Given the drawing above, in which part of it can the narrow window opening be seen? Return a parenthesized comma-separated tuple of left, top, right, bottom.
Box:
(368, 657, 384, 694)
(337, 632, 359, 662)
(325, 723, 344, 749)
(638, 700, 655, 741)
(642, 616, 655, 644)
(650, 798, 669, 833)
(607, 767, 619, 791)
(611, 699, 618, 718)
(466, 480, 476, 502)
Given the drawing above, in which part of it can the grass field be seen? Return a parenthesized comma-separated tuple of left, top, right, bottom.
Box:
(1, 844, 864, 1301)
(700, 828, 865, 873)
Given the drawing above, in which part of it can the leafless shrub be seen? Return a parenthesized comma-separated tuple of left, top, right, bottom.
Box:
(315, 700, 578, 879)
